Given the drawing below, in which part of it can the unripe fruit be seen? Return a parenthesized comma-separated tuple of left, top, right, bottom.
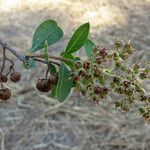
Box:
(74, 61, 82, 69)
(123, 80, 130, 87)
(0, 74, 7, 82)
(0, 88, 11, 101)
(139, 72, 147, 79)
(103, 87, 109, 94)
(115, 61, 121, 67)
(121, 105, 129, 112)
(10, 72, 21, 82)
(113, 76, 120, 84)
(140, 95, 147, 102)
(115, 40, 122, 49)
(93, 68, 101, 77)
(115, 101, 121, 108)
(36, 79, 52, 92)
(49, 74, 58, 85)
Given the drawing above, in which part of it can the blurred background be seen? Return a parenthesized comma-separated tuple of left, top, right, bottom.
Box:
(0, 0, 150, 149)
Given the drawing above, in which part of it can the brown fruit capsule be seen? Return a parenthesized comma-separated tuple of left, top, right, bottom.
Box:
(10, 72, 21, 82)
(0, 88, 11, 101)
(36, 79, 51, 92)
(94, 86, 103, 94)
(83, 61, 90, 70)
(78, 70, 86, 77)
(49, 74, 58, 85)
(0, 74, 8, 82)
(96, 57, 102, 65)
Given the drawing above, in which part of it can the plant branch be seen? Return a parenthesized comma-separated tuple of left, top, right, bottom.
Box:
(0, 39, 73, 65)
(33, 58, 60, 67)
(5, 57, 15, 76)
(0, 39, 28, 63)
(29, 54, 73, 62)
(0, 47, 6, 74)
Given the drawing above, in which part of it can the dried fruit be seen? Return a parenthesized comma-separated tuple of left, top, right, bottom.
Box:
(36, 79, 51, 92)
(94, 86, 103, 94)
(71, 73, 80, 83)
(49, 74, 58, 85)
(10, 72, 21, 82)
(83, 61, 90, 70)
(78, 70, 86, 77)
(96, 57, 102, 64)
(100, 48, 107, 57)
(0, 88, 11, 101)
(0, 74, 7, 82)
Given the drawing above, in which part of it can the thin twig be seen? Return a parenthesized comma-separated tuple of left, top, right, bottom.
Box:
(5, 57, 15, 75)
(0, 39, 28, 62)
(0, 47, 6, 74)
(29, 54, 73, 62)
(0, 39, 73, 64)
(45, 65, 50, 79)
(33, 58, 60, 67)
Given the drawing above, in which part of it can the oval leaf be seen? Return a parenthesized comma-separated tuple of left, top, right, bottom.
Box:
(61, 53, 75, 68)
(84, 39, 94, 58)
(30, 19, 63, 52)
(56, 63, 72, 102)
(65, 22, 90, 54)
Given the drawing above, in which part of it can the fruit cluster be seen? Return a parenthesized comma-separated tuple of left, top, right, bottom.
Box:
(36, 73, 58, 92)
(0, 72, 21, 101)
(71, 41, 150, 121)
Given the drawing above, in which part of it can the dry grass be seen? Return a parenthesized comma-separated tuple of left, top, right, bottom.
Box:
(0, 0, 150, 149)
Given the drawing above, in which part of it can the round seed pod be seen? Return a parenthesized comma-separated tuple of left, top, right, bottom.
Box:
(36, 79, 51, 92)
(0, 74, 8, 82)
(0, 88, 11, 101)
(49, 74, 58, 85)
(10, 72, 21, 82)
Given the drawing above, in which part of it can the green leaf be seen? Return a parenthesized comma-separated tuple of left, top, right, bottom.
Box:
(50, 85, 57, 98)
(84, 39, 94, 58)
(49, 64, 57, 98)
(30, 19, 63, 52)
(56, 63, 73, 102)
(23, 58, 36, 69)
(65, 22, 90, 54)
(60, 52, 74, 68)
(49, 63, 57, 74)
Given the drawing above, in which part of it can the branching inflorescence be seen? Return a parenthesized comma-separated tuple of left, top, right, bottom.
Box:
(0, 19, 150, 121)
